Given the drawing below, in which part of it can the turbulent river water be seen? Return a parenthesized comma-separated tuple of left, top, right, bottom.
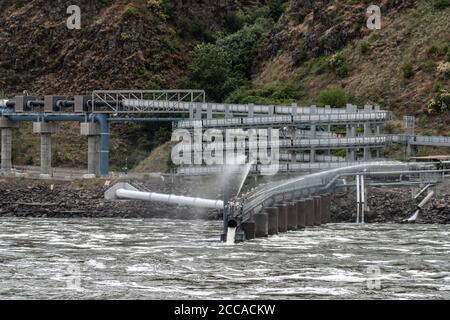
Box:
(0, 218, 449, 300)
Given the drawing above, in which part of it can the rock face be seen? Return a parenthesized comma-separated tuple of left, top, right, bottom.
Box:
(331, 186, 450, 224)
(252, 0, 416, 75)
(0, 0, 262, 95)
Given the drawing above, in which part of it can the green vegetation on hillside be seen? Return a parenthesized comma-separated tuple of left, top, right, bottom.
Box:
(187, 1, 289, 102)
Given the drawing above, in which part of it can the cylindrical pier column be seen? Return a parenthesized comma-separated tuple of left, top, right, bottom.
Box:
(324, 195, 332, 223)
(266, 207, 279, 236)
(320, 196, 328, 224)
(1, 128, 13, 171)
(296, 200, 306, 229)
(241, 221, 255, 240)
(287, 202, 298, 230)
(313, 196, 322, 226)
(277, 204, 288, 233)
(305, 198, 315, 227)
(253, 213, 268, 238)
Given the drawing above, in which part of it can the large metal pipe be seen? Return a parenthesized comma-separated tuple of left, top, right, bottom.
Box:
(418, 191, 434, 209)
(115, 188, 224, 210)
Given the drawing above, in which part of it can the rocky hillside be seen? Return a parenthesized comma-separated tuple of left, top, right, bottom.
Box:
(252, 0, 450, 134)
(0, 0, 449, 169)
(0, 0, 262, 94)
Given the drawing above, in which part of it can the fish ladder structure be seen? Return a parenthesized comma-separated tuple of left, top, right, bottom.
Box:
(1, 90, 450, 179)
(104, 161, 449, 242)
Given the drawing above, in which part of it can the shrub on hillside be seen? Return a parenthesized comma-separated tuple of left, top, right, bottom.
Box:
(432, 0, 450, 10)
(225, 83, 303, 105)
(293, 45, 308, 66)
(328, 53, 349, 78)
(189, 44, 247, 101)
(401, 62, 415, 79)
(437, 62, 450, 79)
(427, 89, 450, 115)
(216, 18, 273, 75)
(318, 87, 348, 108)
(360, 42, 370, 55)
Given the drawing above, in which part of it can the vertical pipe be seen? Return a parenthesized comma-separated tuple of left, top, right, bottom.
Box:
(361, 176, 366, 223)
(356, 175, 360, 223)
(95, 114, 110, 177)
(222, 173, 230, 240)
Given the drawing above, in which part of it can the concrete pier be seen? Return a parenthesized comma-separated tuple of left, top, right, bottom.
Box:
(320, 196, 328, 224)
(296, 200, 306, 229)
(33, 122, 58, 177)
(81, 122, 100, 177)
(313, 196, 322, 226)
(0, 118, 17, 171)
(254, 212, 268, 238)
(266, 207, 279, 236)
(277, 204, 288, 233)
(305, 198, 315, 226)
(241, 221, 255, 240)
(323, 195, 332, 223)
(287, 202, 298, 231)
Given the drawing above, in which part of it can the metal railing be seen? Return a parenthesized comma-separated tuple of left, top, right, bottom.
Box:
(235, 162, 439, 223)
(175, 112, 390, 129)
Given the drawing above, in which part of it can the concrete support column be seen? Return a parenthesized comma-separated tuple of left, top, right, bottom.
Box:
(1, 128, 12, 171)
(40, 133, 52, 175)
(0, 118, 17, 172)
(277, 204, 288, 233)
(88, 136, 100, 175)
(346, 124, 357, 161)
(320, 197, 328, 224)
(81, 122, 101, 177)
(310, 148, 316, 163)
(310, 124, 317, 138)
(313, 196, 322, 226)
(254, 213, 268, 238)
(33, 122, 58, 177)
(364, 122, 371, 161)
(266, 207, 279, 236)
(305, 198, 315, 227)
(296, 200, 306, 229)
(287, 202, 298, 231)
(241, 221, 255, 240)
